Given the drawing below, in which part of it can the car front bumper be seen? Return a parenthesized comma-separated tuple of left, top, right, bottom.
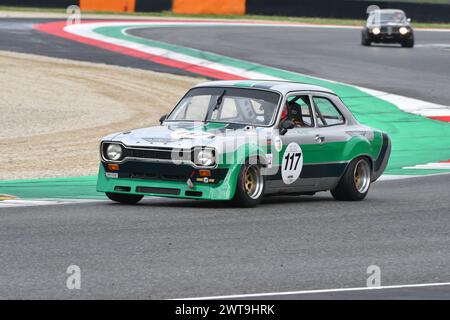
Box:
(369, 32, 413, 43)
(96, 162, 240, 201)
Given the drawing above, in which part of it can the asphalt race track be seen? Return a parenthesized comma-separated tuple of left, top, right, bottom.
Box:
(0, 18, 449, 299)
(1, 175, 449, 299)
(0, 19, 198, 78)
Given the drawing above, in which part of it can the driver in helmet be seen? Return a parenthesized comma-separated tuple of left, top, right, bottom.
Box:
(280, 100, 306, 127)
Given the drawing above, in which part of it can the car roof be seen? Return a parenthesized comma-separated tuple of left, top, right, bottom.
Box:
(194, 80, 336, 95)
(370, 9, 405, 14)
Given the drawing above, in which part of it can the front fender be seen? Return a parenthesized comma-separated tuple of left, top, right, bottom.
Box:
(219, 142, 269, 167)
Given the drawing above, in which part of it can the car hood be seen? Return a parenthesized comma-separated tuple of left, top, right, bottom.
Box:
(368, 22, 409, 27)
(103, 122, 272, 150)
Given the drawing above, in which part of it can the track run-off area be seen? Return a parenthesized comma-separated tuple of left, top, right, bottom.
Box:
(1, 19, 449, 201)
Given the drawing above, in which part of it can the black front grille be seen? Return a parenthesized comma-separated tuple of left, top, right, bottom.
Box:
(380, 26, 400, 34)
(128, 148, 173, 160)
(126, 147, 193, 162)
(102, 142, 213, 163)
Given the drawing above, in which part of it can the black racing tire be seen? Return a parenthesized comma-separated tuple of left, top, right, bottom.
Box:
(361, 35, 371, 46)
(331, 157, 372, 201)
(106, 192, 143, 204)
(361, 30, 371, 46)
(401, 37, 414, 48)
(232, 160, 265, 208)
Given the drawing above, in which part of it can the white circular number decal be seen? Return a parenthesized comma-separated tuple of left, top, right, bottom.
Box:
(281, 142, 303, 184)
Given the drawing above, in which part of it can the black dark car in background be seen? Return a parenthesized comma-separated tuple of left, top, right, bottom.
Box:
(362, 9, 414, 48)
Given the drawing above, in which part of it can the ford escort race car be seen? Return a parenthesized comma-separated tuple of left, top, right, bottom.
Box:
(362, 9, 414, 48)
(97, 80, 391, 207)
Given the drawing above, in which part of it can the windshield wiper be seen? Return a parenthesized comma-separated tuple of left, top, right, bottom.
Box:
(204, 89, 226, 122)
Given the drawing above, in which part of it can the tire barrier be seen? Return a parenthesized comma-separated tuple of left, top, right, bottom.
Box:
(80, 0, 135, 13)
(172, 0, 245, 15)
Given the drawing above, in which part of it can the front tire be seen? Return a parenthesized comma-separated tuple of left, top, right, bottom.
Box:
(361, 36, 371, 46)
(331, 157, 372, 201)
(401, 37, 414, 48)
(106, 192, 143, 204)
(361, 31, 371, 46)
(232, 162, 265, 208)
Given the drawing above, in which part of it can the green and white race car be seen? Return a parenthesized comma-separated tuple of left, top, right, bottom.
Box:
(97, 80, 391, 207)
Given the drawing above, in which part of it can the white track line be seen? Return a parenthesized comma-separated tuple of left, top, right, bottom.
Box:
(356, 86, 450, 118)
(0, 197, 172, 208)
(177, 282, 450, 300)
(0, 199, 104, 208)
(403, 162, 450, 170)
(379, 172, 450, 180)
(378, 174, 428, 181)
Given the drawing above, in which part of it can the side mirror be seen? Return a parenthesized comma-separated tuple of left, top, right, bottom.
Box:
(279, 119, 295, 135)
(159, 114, 167, 125)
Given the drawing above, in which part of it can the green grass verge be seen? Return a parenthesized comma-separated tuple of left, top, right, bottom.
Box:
(1, 6, 449, 28)
(0, 176, 105, 200)
(0, 6, 65, 13)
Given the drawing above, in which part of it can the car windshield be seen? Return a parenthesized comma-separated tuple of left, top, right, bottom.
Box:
(166, 87, 281, 126)
(369, 11, 406, 24)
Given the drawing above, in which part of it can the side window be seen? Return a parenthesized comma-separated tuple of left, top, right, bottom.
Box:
(313, 96, 345, 127)
(285, 95, 314, 127)
(249, 99, 276, 124)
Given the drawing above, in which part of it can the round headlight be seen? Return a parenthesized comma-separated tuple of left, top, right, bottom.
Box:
(106, 144, 123, 161)
(372, 27, 381, 35)
(196, 149, 215, 167)
(399, 27, 408, 35)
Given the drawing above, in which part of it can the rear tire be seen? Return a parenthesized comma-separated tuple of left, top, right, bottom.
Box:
(106, 192, 143, 204)
(232, 161, 265, 208)
(331, 157, 372, 201)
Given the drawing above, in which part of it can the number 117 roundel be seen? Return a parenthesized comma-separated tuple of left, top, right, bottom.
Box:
(97, 80, 391, 207)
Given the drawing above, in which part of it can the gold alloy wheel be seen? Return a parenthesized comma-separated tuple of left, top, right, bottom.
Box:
(354, 159, 371, 194)
(243, 165, 264, 200)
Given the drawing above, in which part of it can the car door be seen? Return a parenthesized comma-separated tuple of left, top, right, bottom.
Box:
(267, 93, 324, 193)
(308, 93, 350, 190)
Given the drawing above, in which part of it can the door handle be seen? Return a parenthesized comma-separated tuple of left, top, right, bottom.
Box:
(315, 135, 325, 143)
